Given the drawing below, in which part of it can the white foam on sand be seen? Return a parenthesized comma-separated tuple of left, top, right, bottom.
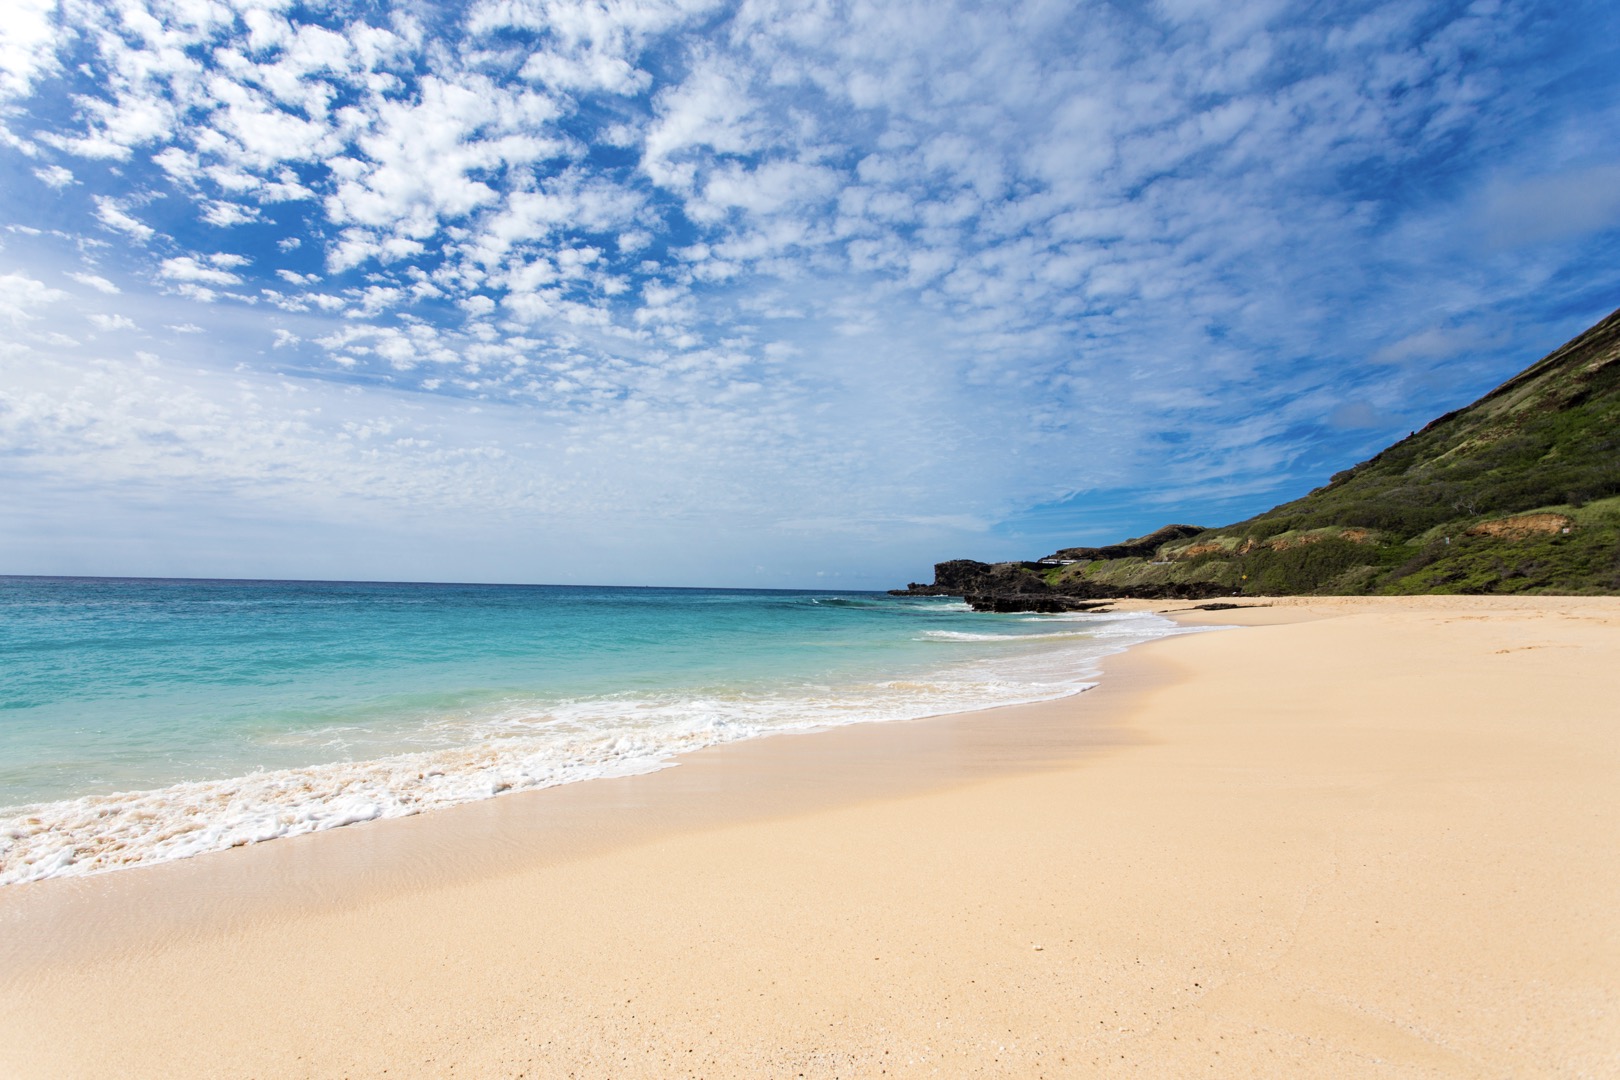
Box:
(1, 613, 1194, 885)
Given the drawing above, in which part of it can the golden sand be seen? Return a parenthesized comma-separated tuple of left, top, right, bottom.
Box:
(2, 595, 1616, 1077)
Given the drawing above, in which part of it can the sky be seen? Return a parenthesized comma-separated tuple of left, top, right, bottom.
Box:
(1, 0, 1618, 589)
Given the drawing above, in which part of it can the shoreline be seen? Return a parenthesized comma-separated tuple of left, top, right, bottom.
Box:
(3, 595, 1617, 1076)
(0, 614, 1178, 969)
(0, 600, 1176, 888)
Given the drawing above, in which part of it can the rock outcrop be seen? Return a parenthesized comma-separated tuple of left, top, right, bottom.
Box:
(1043, 524, 1206, 563)
(891, 555, 1231, 612)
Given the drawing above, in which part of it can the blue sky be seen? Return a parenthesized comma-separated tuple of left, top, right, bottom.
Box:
(2, 0, 1618, 589)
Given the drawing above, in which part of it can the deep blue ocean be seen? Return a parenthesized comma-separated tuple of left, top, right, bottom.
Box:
(0, 576, 1184, 883)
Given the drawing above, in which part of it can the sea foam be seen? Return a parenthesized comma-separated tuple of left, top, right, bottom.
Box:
(0, 589, 1193, 885)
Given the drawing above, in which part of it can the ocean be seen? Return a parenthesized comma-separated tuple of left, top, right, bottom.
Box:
(0, 576, 1188, 884)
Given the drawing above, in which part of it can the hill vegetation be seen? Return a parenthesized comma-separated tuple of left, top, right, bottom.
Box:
(901, 305, 1620, 605)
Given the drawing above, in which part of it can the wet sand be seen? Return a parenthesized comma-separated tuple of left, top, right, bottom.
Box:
(2, 595, 1616, 1077)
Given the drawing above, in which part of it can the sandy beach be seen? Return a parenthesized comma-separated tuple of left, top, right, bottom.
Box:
(2, 595, 1616, 1077)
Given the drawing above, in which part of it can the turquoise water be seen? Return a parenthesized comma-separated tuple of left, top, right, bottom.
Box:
(0, 576, 1184, 883)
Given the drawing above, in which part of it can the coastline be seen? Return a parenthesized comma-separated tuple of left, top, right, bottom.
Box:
(3, 595, 1617, 1076)
(0, 587, 1178, 887)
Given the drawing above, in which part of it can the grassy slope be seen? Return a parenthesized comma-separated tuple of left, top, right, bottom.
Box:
(1047, 306, 1620, 596)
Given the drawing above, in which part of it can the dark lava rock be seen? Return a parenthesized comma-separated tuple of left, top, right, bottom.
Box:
(964, 594, 1115, 613)
(960, 580, 1232, 612)
(893, 559, 1053, 598)
(894, 553, 1233, 612)
(1043, 524, 1207, 563)
(894, 550, 1231, 615)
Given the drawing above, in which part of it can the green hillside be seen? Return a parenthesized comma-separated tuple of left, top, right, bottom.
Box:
(1042, 305, 1620, 596)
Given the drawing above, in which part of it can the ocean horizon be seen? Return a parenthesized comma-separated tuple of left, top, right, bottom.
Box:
(0, 575, 1190, 885)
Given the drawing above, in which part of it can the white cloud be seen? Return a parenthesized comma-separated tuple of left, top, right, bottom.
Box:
(204, 74, 340, 169)
(93, 196, 156, 242)
(51, 88, 179, 160)
(694, 159, 840, 222)
(67, 271, 121, 294)
(323, 75, 566, 254)
(642, 54, 763, 189)
(90, 312, 138, 331)
(33, 163, 74, 187)
(475, 0, 712, 94)
(0, 272, 66, 326)
(159, 255, 244, 285)
(201, 200, 262, 226)
(0, 346, 553, 529)
(467, 170, 646, 265)
(347, 284, 403, 317)
(0, 0, 60, 102)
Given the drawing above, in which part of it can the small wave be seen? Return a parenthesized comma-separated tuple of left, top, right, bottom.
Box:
(0, 731, 683, 886)
(0, 613, 1188, 885)
(1017, 610, 1145, 623)
(922, 629, 1097, 642)
(809, 596, 897, 609)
